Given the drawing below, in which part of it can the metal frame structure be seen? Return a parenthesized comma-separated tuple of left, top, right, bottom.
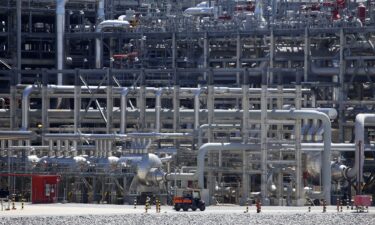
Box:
(0, 0, 375, 206)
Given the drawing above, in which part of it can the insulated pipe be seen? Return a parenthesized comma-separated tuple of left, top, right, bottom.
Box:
(95, 20, 130, 68)
(56, 0, 67, 86)
(22, 85, 35, 130)
(345, 114, 375, 182)
(97, 0, 105, 22)
(155, 88, 162, 132)
(120, 88, 129, 134)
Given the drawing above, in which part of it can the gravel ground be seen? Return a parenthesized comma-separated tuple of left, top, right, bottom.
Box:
(1, 204, 375, 225)
(1, 212, 375, 225)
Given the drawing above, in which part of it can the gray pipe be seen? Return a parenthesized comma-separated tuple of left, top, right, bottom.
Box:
(0, 131, 33, 140)
(22, 85, 35, 130)
(311, 63, 375, 76)
(194, 88, 202, 130)
(95, 20, 130, 68)
(155, 88, 162, 132)
(97, 0, 105, 22)
(56, 0, 67, 86)
(120, 88, 129, 133)
(345, 114, 375, 181)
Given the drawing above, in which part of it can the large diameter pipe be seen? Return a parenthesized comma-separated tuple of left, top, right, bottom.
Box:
(22, 85, 34, 130)
(95, 20, 130, 68)
(345, 114, 375, 182)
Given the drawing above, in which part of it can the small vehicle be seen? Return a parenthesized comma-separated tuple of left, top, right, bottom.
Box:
(173, 189, 205, 211)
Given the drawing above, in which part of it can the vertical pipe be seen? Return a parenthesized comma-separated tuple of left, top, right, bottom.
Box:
(56, 140, 61, 156)
(155, 88, 162, 132)
(74, 70, 81, 154)
(97, 0, 105, 22)
(95, 140, 99, 157)
(106, 69, 113, 133)
(41, 71, 49, 144)
(236, 33, 241, 91)
(242, 71, 249, 143)
(260, 78, 269, 205)
(294, 74, 302, 204)
(0, 140, 4, 157)
(49, 140, 54, 157)
(139, 71, 146, 131)
(242, 150, 249, 203)
(194, 88, 201, 130)
(304, 27, 310, 82)
(16, 0, 21, 82)
(269, 28, 274, 83)
(172, 32, 176, 69)
(207, 73, 214, 200)
(120, 88, 129, 134)
(64, 140, 69, 157)
(22, 85, 33, 130)
(338, 28, 345, 143)
(56, 0, 67, 86)
(203, 33, 208, 80)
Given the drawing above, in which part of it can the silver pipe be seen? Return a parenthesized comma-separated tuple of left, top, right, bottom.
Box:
(22, 85, 35, 130)
(95, 20, 130, 68)
(56, 0, 67, 86)
(194, 88, 202, 130)
(0, 131, 33, 140)
(155, 88, 162, 132)
(120, 87, 129, 134)
(97, 0, 105, 22)
(345, 114, 375, 182)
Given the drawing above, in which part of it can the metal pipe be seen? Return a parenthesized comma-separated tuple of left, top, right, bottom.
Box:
(22, 85, 35, 130)
(95, 20, 130, 68)
(120, 88, 129, 134)
(194, 88, 202, 131)
(56, 0, 67, 85)
(345, 114, 375, 182)
(155, 88, 162, 132)
(97, 0, 105, 22)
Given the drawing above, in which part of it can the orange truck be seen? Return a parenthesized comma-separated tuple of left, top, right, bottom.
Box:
(173, 189, 205, 211)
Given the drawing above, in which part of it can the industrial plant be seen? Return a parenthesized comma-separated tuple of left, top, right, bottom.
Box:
(0, 0, 374, 207)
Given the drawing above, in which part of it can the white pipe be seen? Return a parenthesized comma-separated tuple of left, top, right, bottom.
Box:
(95, 20, 130, 68)
(345, 114, 375, 181)
(22, 85, 35, 130)
(120, 88, 129, 134)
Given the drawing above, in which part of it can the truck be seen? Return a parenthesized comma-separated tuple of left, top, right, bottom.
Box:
(173, 189, 206, 211)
